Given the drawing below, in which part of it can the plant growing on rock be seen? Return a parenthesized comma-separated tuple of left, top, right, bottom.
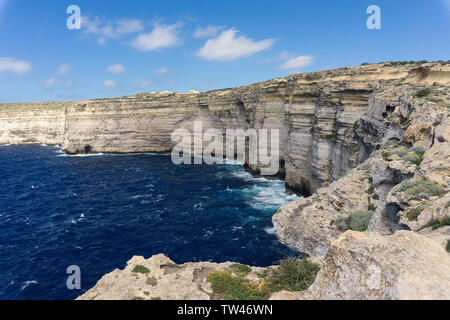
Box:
(207, 258, 319, 300)
(207, 270, 267, 300)
(230, 264, 252, 277)
(394, 178, 447, 200)
(264, 258, 320, 293)
(335, 211, 374, 232)
(132, 265, 150, 274)
(405, 206, 425, 221)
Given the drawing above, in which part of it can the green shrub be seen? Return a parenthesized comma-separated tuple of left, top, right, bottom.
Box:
(265, 258, 320, 293)
(132, 265, 150, 274)
(207, 270, 267, 300)
(382, 151, 392, 161)
(207, 258, 320, 300)
(335, 211, 374, 232)
(416, 88, 432, 98)
(420, 218, 450, 231)
(406, 206, 425, 221)
(402, 146, 425, 166)
(395, 178, 446, 200)
(230, 264, 252, 277)
(446, 240, 450, 253)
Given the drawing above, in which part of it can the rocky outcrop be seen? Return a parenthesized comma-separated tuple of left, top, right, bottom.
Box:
(77, 254, 268, 300)
(273, 73, 450, 261)
(301, 231, 450, 300)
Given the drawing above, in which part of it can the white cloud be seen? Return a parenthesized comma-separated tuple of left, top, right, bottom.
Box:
(0, 57, 31, 74)
(279, 55, 313, 70)
(57, 64, 71, 75)
(154, 67, 167, 75)
(193, 25, 223, 38)
(82, 16, 144, 44)
(131, 24, 181, 51)
(197, 29, 274, 61)
(106, 64, 126, 75)
(102, 80, 117, 88)
(43, 77, 57, 89)
(116, 19, 144, 35)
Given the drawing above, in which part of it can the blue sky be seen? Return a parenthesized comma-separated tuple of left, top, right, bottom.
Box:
(0, 0, 449, 103)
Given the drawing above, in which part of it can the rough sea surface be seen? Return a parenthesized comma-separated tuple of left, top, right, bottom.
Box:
(0, 145, 298, 300)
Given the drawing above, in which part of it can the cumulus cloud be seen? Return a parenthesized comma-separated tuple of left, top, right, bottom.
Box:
(57, 64, 71, 75)
(193, 25, 223, 38)
(197, 29, 274, 61)
(279, 55, 313, 70)
(115, 19, 144, 35)
(106, 64, 126, 75)
(131, 24, 181, 51)
(154, 67, 167, 75)
(0, 57, 31, 74)
(82, 16, 144, 44)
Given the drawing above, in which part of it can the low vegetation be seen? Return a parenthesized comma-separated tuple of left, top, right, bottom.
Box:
(132, 265, 150, 274)
(264, 258, 320, 293)
(334, 211, 374, 232)
(394, 178, 447, 200)
(382, 146, 425, 166)
(207, 258, 319, 300)
(230, 264, 252, 277)
(419, 217, 450, 231)
(406, 206, 425, 221)
(415, 88, 432, 98)
(446, 240, 450, 253)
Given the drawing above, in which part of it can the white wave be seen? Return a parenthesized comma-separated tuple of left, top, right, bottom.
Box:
(58, 153, 105, 157)
(242, 184, 299, 211)
(21, 280, 38, 291)
(264, 227, 276, 235)
(130, 194, 152, 199)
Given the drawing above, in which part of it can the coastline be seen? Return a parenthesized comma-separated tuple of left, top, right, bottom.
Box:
(1, 62, 449, 300)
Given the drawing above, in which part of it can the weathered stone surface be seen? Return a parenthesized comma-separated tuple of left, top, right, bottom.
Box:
(301, 231, 450, 300)
(77, 254, 267, 300)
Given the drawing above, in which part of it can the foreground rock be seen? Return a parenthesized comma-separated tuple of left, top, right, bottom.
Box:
(301, 231, 450, 300)
(79, 230, 450, 300)
(77, 255, 267, 300)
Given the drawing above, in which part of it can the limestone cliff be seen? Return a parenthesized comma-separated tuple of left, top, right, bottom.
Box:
(1, 61, 449, 300)
(3, 62, 448, 195)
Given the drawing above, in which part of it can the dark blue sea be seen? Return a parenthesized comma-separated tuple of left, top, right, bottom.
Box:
(0, 144, 298, 300)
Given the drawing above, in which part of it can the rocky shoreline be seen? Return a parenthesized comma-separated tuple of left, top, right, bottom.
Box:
(1, 62, 449, 299)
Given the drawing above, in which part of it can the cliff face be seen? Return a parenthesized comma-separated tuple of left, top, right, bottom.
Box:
(3, 63, 448, 195)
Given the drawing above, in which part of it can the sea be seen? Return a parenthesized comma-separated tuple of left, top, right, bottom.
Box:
(0, 144, 298, 299)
